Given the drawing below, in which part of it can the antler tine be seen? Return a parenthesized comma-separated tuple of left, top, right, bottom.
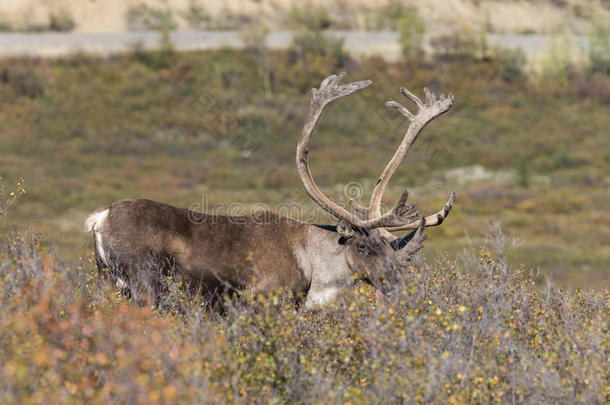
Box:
(320, 72, 343, 88)
(297, 74, 455, 231)
(400, 87, 424, 108)
(385, 192, 456, 232)
(297, 73, 376, 229)
(424, 87, 435, 105)
(297, 73, 435, 231)
(388, 188, 418, 219)
(367, 85, 454, 224)
(349, 199, 369, 216)
(351, 193, 419, 227)
(372, 188, 420, 228)
(311, 72, 372, 108)
(385, 101, 415, 121)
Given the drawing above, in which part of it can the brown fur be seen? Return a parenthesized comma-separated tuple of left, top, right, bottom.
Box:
(91, 199, 400, 308)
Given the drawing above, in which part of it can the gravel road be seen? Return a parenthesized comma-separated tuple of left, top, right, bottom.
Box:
(0, 30, 589, 61)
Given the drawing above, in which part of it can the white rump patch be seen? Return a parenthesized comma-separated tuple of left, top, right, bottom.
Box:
(84, 209, 109, 265)
(84, 209, 108, 232)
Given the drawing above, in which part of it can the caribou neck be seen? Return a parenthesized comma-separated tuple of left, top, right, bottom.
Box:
(299, 225, 353, 309)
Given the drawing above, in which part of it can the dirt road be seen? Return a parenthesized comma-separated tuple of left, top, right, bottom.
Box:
(0, 30, 589, 61)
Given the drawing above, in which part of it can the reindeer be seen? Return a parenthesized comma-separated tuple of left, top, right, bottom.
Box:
(85, 73, 455, 309)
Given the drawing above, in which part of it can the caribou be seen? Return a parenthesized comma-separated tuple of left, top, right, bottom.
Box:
(85, 73, 455, 309)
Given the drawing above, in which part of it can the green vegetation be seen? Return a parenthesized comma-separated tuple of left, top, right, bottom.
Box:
(588, 11, 610, 74)
(515, 157, 531, 189)
(0, 9, 76, 32)
(130, 30, 177, 70)
(288, 4, 348, 80)
(497, 47, 527, 82)
(181, 0, 210, 30)
(540, 31, 574, 83)
(0, 19, 13, 32)
(0, 177, 25, 225)
(397, 7, 425, 59)
(126, 2, 177, 31)
(429, 28, 490, 61)
(48, 10, 76, 32)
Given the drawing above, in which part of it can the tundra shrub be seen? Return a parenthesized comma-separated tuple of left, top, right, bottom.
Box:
(0, 228, 608, 403)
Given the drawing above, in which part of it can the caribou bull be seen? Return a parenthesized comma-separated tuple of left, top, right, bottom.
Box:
(85, 73, 455, 309)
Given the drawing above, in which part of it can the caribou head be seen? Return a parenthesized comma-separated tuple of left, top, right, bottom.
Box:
(85, 73, 455, 309)
(295, 73, 455, 299)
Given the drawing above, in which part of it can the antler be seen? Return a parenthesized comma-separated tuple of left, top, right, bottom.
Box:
(385, 191, 456, 232)
(297, 73, 457, 236)
(297, 73, 422, 230)
(391, 216, 427, 255)
(367, 86, 455, 221)
(345, 85, 455, 243)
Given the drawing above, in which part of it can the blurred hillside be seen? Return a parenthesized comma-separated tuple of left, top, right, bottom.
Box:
(0, 0, 608, 35)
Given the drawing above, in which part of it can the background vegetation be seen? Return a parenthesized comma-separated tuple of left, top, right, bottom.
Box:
(0, 36, 608, 286)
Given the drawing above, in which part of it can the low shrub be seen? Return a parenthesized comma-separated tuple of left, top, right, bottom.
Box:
(48, 10, 76, 32)
(397, 7, 425, 59)
(0, 224, 607, 403)
(181, 0, 211, 30)
(497, 47, 527, 82)
(126, 3, 177, 31)
(588, 9, 610, 75)
(0, 177, 25, 223)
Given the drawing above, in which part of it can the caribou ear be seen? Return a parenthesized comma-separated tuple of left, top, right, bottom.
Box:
(390, 229, 417, 251)
(391, 217, 427, 252)
(336, 221, 354, 239)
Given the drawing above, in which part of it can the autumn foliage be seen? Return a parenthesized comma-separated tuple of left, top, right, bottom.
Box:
(0, 223, 608, 403)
